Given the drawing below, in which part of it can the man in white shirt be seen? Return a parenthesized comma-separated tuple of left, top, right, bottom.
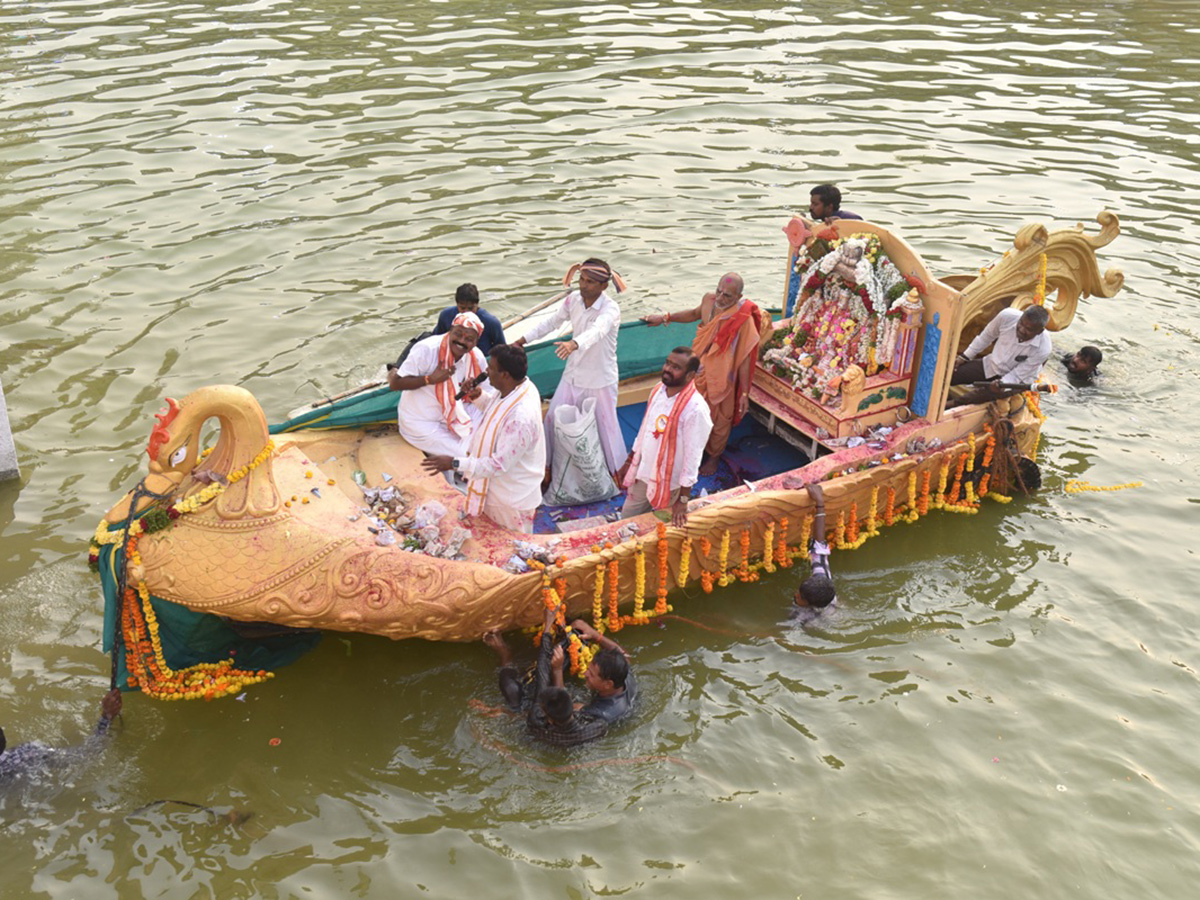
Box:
(513, 258, 626, 475)
(421, 344, 546, 534)
(388, 312, 491, 456)
(617, 348, 713, 527)
(947, 305, 1051, 408)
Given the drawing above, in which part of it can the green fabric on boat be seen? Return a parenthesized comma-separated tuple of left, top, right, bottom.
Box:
(97, 521, 320, 692)
(268, 318, 707, 433)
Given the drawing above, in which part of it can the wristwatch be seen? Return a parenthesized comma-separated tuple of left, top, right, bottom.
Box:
(451, 458, 460, 470)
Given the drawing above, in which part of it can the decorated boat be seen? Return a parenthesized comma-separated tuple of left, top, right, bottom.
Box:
(91, 213, 1123, 699)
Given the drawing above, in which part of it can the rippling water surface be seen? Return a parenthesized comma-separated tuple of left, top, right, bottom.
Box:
(2, 1, 1199, 897)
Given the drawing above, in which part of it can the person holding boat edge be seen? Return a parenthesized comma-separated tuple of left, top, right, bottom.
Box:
(512, 258, 627, 477)
(617, 347, 712, 527)
(1, 689, 122, 784)
(433, 283, 506, 357)
(947, 306, 1051, 408)
(483, 605, 635, 747)
(389, 313, 492, 457)
(642, 272, 766, 476)
(790, 482, 838, 625)
(809, 184, 863, 223)
(421, 343, 545, 534)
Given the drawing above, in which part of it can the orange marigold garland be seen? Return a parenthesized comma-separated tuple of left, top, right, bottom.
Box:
(592, 550, 606, 633)
(776, 517, 791, 568)
(884, 487, 896, 526)
(120, 532, 272, 701)
(607, 553, 622, 631)
(918, 470, 932, 516)
(799, 514, 812, 560)
(655, 523, 671, 615)
(700, 536, 714, 593)
(762, 522, 776, 574)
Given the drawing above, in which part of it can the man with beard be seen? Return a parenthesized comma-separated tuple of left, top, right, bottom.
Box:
(617, 347, 712, 527)
(388, 311, 493, 456)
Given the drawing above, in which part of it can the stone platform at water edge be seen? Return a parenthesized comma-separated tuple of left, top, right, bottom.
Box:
(0, 375, 19, 482)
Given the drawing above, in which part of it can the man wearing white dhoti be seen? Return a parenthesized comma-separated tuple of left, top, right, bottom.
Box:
(514, 258, 627, 475)
(388, 312, 492, 456)
(617, 348, 713, 527)
(421, 344, 546, 534)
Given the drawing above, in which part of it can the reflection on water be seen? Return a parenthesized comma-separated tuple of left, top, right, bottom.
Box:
(3, 1, 1200, 896)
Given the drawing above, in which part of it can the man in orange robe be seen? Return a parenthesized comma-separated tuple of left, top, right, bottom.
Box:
(642, 272, 766, 475)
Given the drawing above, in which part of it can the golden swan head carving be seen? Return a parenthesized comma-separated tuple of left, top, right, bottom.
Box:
(107, 385, 281, 523)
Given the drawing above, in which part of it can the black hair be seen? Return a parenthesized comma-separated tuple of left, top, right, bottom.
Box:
(581, 257, 612, 280)
(799, 574, 837, 608)
(672, 345, 700, 374)
(489, 343, 528, 381)
(1079, 345, 1103, 366)
(593, 647, 628, 689)
(1016, 457, 1042, 494)
(539, 687, 575, 726)
(0, 725, 6, 755)
(455, 283, 480, 306)
(811, 184, 842, 210)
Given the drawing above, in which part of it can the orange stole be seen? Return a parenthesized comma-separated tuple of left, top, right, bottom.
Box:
(435, 336, 481, 439)
(693, 299, 764, 424)
(647, 380, 699, 509)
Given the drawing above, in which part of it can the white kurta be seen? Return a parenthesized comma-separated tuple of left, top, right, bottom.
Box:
(396, 335, 491, 456)
(458, 379, 546, 531)
(522, 290, 620, 389)
(963, 308, 1052, 385)
(522, 290, 626, 471)
(629, 384, 713, 504)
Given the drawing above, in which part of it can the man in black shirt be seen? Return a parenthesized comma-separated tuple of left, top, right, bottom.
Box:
(484, 608, 635, 746)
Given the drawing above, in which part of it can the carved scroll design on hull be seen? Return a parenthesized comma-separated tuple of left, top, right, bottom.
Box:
(956, 211, 1124, 350)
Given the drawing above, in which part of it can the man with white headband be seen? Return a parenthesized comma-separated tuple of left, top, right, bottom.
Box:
(513, 257, 627, 477)
(388, 311, 493, 456)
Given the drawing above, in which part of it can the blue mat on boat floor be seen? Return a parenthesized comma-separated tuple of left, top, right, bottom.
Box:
(534, 401, 808, 534)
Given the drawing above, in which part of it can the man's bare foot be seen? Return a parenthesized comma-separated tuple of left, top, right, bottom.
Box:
(482, 630, 512, 667)
(699, 455, 721, 477)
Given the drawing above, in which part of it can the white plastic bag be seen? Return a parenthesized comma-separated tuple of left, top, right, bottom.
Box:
(542, 397, 619, 506)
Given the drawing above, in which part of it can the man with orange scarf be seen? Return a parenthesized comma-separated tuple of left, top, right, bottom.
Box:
(388, 312, 492, 456)
(617, 348, 712, 527)
(642, 272, 766, 475)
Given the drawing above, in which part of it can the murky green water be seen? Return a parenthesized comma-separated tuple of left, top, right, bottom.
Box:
(2, 1, 1198, 896)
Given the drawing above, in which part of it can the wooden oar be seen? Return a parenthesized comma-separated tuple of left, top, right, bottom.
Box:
(501, 289, 568, 331)
(300, 289, 572, 412)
